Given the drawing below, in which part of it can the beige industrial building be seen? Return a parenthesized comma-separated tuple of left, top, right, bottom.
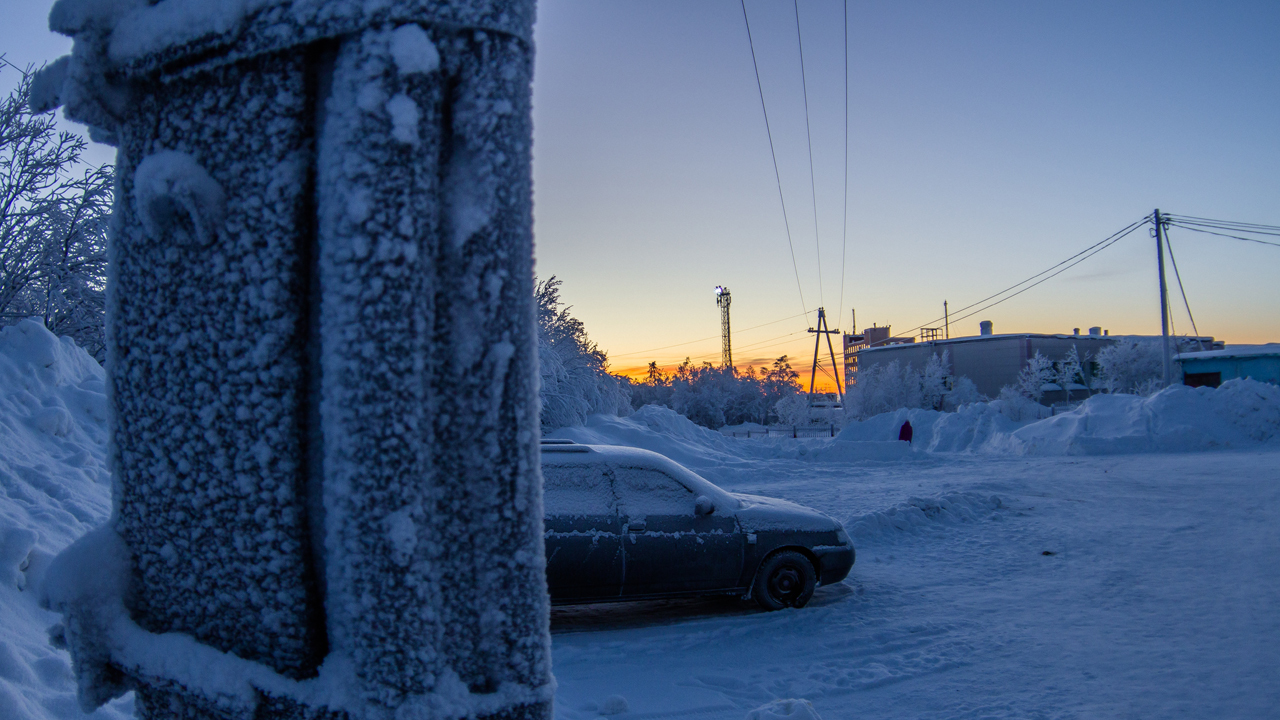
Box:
(846, 321, 1220, 402)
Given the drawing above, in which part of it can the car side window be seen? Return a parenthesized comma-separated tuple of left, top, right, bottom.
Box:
(542, 464, 615, 517)
(613, 467, 693, 519)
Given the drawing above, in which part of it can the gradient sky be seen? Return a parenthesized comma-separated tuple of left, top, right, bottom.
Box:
(5, 2, 1278, 391)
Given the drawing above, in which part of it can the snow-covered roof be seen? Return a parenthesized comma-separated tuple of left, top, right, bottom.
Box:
(1175, 344, 1280, 361)
(49, 0, 533, 78)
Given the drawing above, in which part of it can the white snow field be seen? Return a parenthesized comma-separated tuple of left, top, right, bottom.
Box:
(2, 321, 1279, 719)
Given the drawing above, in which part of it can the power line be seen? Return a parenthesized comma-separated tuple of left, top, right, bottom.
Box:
(942, 220, 1148, 330)
(896, 217, 1151, 338)
(609, 310, 813, 359)
(1164, 214, 1280, 234)
(837, 0, 850, 323)
(740, 0, 808, 318)
(1164, 222, 1280, 248)
(793, 0, 824, 308)
(1161, 229, 1200, 338)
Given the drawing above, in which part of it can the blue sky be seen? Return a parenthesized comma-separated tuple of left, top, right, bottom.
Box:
(5, 1, 1278, 386)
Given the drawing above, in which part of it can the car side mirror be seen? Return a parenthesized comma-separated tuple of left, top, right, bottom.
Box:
(695, 495, 714, 516)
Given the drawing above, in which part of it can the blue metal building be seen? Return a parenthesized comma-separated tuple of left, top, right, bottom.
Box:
(1176, 345, 1280, 388)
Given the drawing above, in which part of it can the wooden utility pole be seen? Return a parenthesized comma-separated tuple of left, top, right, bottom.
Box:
(944, 300, 949, 339)
(1155, 209, 1172, 387)
(808, 307, 843, 402)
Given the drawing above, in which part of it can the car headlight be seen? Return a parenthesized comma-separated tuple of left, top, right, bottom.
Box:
(835, 526, 852, 546)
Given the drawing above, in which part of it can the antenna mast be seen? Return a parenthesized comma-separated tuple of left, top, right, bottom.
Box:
(715, 286, 733, 369)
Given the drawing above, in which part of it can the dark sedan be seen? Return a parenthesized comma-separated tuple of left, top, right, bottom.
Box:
(540, 440, 855, 610)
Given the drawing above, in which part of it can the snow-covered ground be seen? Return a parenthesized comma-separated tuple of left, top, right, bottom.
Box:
(3, 321, 1278, 719)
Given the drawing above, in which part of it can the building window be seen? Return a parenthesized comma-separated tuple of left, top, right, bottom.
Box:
(1183, 371, 1221, 389)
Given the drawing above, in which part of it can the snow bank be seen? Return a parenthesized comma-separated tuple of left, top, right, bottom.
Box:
(0, 319, 128, 719)
(834, 380, 1280, 456)
(844, 493, 1006, 544)
(559, 380, 1280, 473)
(999, 379, 1280, 455)
(746, 698, 823, 720)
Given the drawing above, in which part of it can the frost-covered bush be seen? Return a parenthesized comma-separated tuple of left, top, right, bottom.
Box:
(944, 376, 985, 410)
(1094, 339, 1181, 395)
(774, 394, 811, 426)
(536, 276, 631, 429)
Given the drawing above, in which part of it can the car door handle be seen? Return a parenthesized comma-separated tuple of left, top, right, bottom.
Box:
(627, 521, 646, 532)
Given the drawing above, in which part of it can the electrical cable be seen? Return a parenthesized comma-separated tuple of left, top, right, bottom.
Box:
(895, 217, 1151, 339)
(610, 310, 813, 359)
(740, 0, 809, 318)
(1161, 227, 1201, 339)
(1164, 222, 1280, 248)
(793, 0, 824, 308)
(1167, 220, 1280, 237)
(1164, 214, 1280, 233)
(837, 0, 850, 325)
(941, 220, 1148, 330)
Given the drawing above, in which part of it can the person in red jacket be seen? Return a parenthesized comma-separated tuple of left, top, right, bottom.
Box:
(898, 420, 914, 445)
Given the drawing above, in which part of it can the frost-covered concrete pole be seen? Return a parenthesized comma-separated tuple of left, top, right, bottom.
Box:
(38, 2, 549, 719)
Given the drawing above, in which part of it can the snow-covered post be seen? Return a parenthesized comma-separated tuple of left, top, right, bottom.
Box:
(39, 2, 549, 719)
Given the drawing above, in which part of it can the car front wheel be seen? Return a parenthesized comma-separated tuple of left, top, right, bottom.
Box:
(752, 550, 816, 610)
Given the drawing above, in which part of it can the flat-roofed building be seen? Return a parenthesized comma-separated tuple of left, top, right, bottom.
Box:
(1176, 345, 1280, 388)
(847, 322, 1219, 402)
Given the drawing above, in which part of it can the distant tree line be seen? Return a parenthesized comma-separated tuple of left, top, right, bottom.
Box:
(626, 355, 803, 429)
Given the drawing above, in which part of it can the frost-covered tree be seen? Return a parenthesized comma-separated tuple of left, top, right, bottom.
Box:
(536, 276, 630, 429)
(761, 355, 802, 417)
(1094, 339, 1179, 395)
(994, 352, 1056, 421)
(0, 64, 110, 360)
(844, 352, 982, 420)
(920, 351, 951, 411)
(1056, 346, 1084, 403)
(1009, 351, 1055, 402)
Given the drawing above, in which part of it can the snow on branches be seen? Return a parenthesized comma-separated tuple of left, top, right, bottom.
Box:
(0, 64, 111, 360)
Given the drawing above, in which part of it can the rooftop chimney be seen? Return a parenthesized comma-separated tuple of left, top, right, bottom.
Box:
(979, 320, 993, 336)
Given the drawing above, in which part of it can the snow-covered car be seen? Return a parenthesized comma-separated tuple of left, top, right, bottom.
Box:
(539, 440, 855, 610)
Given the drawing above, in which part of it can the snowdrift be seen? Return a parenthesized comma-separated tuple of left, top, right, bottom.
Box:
(0, 319, 128, 719)
(833, 379, 1280, 456)
(999, 379, 1280, 455)
(567, 380, 1280, 467)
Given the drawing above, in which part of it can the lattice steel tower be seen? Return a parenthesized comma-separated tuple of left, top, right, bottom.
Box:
(715, 286, 732, 369)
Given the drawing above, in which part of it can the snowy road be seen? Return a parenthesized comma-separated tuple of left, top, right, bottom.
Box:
(548, 451, 1280, 719)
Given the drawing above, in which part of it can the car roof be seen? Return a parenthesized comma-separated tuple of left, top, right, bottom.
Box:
(541, 442, 738, 509)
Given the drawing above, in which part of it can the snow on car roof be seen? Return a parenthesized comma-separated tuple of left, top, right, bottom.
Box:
(540, 443, 738, 509)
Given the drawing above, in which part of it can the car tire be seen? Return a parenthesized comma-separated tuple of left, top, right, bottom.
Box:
(752, 550, 816, 610)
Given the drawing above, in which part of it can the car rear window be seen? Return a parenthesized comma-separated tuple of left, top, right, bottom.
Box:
(543, 464, 615, 517)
